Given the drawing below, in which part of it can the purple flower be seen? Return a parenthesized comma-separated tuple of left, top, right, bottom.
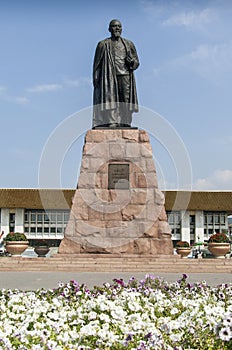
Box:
(126, 334, 133, 341)
(144, 332, 152, 339)
(113, 278, 125, 286)
(70, 280, 79, 287)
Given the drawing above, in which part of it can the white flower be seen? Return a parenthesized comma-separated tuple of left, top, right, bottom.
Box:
(169, 332, 182, 342)
(0, 277, 232, 348)
(47, 311, 60, 321)
(52, 297, 62, 308)
(222, 313, 232, 327)
(219, 327, 232, 341)
(88, 311, 97, 320)
(170, 307, 179, 315)
(99, 313, 110, 323)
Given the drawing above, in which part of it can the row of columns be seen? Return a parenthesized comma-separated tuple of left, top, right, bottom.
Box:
(0, 208, 227, 243)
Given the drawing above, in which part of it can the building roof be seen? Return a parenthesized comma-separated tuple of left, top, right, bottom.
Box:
(164, 190, 232, 213)
(0, 189, 231, 213)
(0, 189, 73, 210)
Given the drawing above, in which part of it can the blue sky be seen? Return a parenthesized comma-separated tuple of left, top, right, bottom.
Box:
(1, 0, 232, 190)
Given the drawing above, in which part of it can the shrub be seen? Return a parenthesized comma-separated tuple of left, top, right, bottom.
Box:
(4, 232, 28, 242)
(208, 232, 230, 243)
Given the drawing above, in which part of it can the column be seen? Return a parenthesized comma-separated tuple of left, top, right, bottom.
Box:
(15, 209, 25, 233)
(181, 210, 190, 243)
(1, 208, 10, 236)
(195, 210, 204, 242)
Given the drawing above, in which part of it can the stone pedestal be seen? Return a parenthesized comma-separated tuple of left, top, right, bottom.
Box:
(59, 129, 173, 255)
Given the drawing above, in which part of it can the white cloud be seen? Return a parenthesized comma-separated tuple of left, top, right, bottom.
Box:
(27, 83, 62, 93)
(182, 42, 232, 80)
(64, 77, 91, 87)
(141, 1, 217, 29)
(0, 86, 29, 105)
(163, 8, 216, 28)
(14, 97, 29, 105)
(154, 42, 232, 83)
(194, 170, 232, 190)
(27, 77, 91, 93)
(190, 42, 232, 66)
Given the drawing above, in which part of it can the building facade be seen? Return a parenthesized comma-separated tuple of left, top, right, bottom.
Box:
(0, 189, 231, 246)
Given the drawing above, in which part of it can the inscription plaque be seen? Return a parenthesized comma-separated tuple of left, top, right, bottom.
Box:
(108, 164, 129, 189)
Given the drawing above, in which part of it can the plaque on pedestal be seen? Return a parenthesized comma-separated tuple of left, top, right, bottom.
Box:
(108, 164, 129, 189)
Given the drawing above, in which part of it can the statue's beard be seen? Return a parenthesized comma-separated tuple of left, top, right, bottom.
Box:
(113, 31, 121, 37)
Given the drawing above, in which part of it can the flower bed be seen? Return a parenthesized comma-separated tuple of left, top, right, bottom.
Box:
(208, 232, 230, 243)
(0, 274, 232, 349)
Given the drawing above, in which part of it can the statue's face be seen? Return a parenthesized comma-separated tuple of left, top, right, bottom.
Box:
(109, 20, 122, 38)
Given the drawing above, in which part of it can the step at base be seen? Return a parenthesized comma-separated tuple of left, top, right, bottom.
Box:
(0, 255, 231, 273)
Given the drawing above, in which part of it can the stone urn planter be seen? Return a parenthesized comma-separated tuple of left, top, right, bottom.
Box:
(34, 240, 50, 257)
(4, 232, 29, 256)
(5, 240, 29, 256)
(208, 243, 230, 259)
(176, 247, 192, 258)
(34, 245, 50, 257)
(176, 241, 191, 258)
(208, 233, 230, 259)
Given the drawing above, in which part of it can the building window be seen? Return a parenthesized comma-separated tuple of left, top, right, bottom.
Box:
(204, 211, 227, 240)
(30, 213, 36, 223)
(24, 210, 70, 238)
(9, 213, 15, 233)
(167, 211, 181, 243)
(190, 215, 195, 243)
(37, 214, 43, 223)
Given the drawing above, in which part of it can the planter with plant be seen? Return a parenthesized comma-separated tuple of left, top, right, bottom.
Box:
(34, 240, 50, 257)
(208, 232, 230, 258)
(4, 232, 29, 256)
(176, 241, 191, 258)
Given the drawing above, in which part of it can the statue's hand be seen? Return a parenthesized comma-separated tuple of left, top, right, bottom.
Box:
(125, 54, 134, 69)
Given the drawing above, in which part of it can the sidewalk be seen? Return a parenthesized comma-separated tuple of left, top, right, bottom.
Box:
(0, 271, 231, 290)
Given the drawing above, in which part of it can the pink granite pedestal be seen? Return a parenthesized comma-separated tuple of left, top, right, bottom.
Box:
(59, 129, 173, 255)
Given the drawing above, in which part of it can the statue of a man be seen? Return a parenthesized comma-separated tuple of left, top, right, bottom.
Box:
(92, 19, 139, 128)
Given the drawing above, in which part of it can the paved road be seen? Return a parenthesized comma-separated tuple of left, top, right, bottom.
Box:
(0, 271, 232, 290)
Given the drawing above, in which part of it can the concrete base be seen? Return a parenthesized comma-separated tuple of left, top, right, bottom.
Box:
(59, 129, 173, 255)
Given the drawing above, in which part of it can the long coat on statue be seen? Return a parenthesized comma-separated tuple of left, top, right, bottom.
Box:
(92, 37, 139, 127)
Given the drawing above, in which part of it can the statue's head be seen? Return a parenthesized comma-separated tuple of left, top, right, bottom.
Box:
(108, 19, 122, 38)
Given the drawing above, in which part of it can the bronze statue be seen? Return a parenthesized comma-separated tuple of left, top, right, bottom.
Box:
(92, 19, 139, 128)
